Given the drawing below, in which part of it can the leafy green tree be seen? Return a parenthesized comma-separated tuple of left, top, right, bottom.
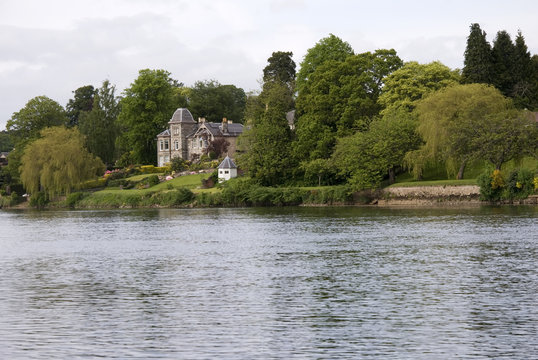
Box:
(300, 158, 333, 186)
(0, 130, 13, 152)
(379, 61, 460, 114)
(332, 110, 421, 189)
(405, 84, 511, 179)
(66, 85, 96, 127)
(6, 96, 69, 148)
(462, 23, 494, 84)
(450, 109, 538, 170)
(295, 49, 402, 160)
(20, 126, 105, 198)
(188, 80, 247, 123)
(491, 30, 516, 96)
(78, 80, 120, 166)
(116, 69, 183, 165)
(240, 82, 295, 186)
(296, 34, 354, 94)
(263, 51, 296, 88)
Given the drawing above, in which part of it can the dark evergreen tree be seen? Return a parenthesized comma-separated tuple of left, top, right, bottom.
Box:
(491, 30, 516, 96)
(66, 85, 96, 127)
(462, 23, 494, 84)
(263, 51, 296, 89)
(512, 31, 535, 108)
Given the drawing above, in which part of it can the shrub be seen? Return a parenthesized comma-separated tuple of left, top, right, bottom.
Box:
(66, 192, 86, 208)
(505, 169, 534, 200)
(29, 191, 48, 208)
(155, 188, 194, 206)
(477, 169, 504, 201)
(170, 157, 187, 173)
(80, 178, 108, 190)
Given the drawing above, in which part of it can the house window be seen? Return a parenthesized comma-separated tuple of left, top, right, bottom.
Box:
(160, 140, 164, 151)
(164, 155, 170, 164)
(159, 156, 164, 166)
(199, 139, 203, 148)
(164, 140, 169, 150)
(219, 170, 223, 175)
(225, 170, 229, 174)
(174, 140, 179, 150)
(173, 127, 179, 135)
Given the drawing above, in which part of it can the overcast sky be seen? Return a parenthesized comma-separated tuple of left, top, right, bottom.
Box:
(1, 0, 538, 130)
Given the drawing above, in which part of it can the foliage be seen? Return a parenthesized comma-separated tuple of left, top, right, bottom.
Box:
(20, 127, 105, 198)
(491, 30, 516, 97)
(0, 191, 22, 208)
(263, 51, 296, 89)
(66, 85, 96, 127)
(153, 188, 194, 206)
(6, 96, 69, 148)
(462, 23, 494, 84)
(505, 168, 534, 200)
(116, 69, 184, 165)
(29, 191, 48, 208)
(142, 175, 160, 188)
(332, 110, 421, 189)
(78, 80, 120, 166)
(170, 156, 187, 173)
(477, 168, 504, 201)
(379, 61, 460, 114)
(0, 130, 13, 152)
(296, 34, 354, 94)
(80, 177, 108, 189)
(301, 158, 334, 186)
(295, 49, 403, 161)
(206, 137, 230, 158)
(240, 82, 295, 186)
(65, 192, 88, 208)
(405, 84, 511, 179)
(188, 80, 247, 123)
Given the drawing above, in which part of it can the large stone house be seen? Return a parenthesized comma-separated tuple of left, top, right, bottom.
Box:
(156, 108, 244, 167)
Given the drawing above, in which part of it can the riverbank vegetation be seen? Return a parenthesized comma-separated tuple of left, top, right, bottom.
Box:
(0, 23, 537, 209)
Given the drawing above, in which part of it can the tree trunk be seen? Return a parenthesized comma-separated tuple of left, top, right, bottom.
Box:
(456, 160, 466, 180)
(388, 167, 395, 184)
(318, 175, 321, 187)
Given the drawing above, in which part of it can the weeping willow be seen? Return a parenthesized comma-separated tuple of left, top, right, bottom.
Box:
(20, 127, 105, 199)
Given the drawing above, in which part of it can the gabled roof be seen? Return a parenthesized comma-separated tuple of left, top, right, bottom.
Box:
(218, 156, 237, 169)
(187, 122, 244, 138)
(169, 108, 195, 124)
(157, 129, 170, 137)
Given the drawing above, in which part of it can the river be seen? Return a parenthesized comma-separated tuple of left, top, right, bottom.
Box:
(0, 206, 536, 359)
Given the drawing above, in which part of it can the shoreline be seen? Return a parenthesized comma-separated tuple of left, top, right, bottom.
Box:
(2, 185, 538, 210)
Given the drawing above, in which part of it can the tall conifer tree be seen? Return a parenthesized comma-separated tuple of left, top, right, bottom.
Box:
(462, 23, 493, 84)
(491, 30, 516, 96)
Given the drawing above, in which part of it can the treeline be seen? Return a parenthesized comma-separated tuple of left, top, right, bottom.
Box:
(1, 23, 538, 198)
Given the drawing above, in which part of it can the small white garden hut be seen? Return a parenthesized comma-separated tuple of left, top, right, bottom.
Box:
(217, 156, 237, 183)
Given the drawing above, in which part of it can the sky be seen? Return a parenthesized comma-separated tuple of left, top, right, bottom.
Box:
(1, 0, 538, 130)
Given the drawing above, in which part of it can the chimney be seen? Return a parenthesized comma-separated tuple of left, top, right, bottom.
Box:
(199, 117, 206, 123)
(222, 117, 228, 133)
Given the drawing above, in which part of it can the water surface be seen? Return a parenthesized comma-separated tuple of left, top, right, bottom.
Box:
(0, 206, 537, 359)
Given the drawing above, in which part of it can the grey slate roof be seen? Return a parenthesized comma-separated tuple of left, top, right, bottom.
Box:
(187, 122, 244, 138)
(169, 108, 195, 124)
(218, 156, 237, 169)
(157, 129, 170, 137)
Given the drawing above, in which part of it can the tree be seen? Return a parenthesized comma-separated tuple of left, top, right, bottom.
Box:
(20, 127, 105, 198)
(66, 85, 96, 127)
(462, 23, 494, 84)
(379, 61, 460, 114)
(78, 80, 120, 166)
(295, 49, 402, 160)
(491, 30, 516, 96)
(206, 137, 230, 159)
(263, 51, 296, 89)
(332, 110, 421, 189)
(240, 82, 295, 186)
(511, 31, 535, 108)
(116, 69, 183, 165)
(405, 84, 511, 179)
(296, 34, 354, 94)
(300, 158, 333, 186)
(6, 96, 69, 148)
(0, 130, 13, 152)
(450, 109, 537, 170)
(188, 80, 247, 123)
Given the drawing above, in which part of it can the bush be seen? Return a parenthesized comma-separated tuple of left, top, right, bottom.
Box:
(66, 192, 86, 208)
(29, 191, 48, 208)
(170, 157, 187, 173)
(146, 175, 160, 187)
(80, 178, 108, 190)
(155, 188, 194, 206)
(505, 169, 534, 200)
(477, 169, 504, 201)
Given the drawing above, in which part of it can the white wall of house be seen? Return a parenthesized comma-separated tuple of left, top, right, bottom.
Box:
(218, 167, 237, 182)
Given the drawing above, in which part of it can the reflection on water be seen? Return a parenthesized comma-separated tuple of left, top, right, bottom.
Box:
(0, 206, 537, 359)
